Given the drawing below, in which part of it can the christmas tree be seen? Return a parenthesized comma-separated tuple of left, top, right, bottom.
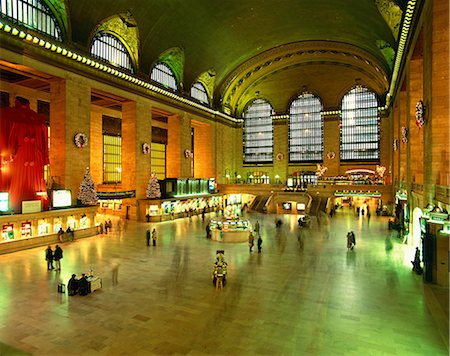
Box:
(78, 167, 98, 205)
(146, 172, 161, 199)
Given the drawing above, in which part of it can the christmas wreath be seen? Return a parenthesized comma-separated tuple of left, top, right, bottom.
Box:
(401, 127, 408, 144)
(415, 100, 425, 128)
(74, 133, 88, 148)
(393, 139, 399, 151)
(184, 149, 193, 159)
(142, 143, 150, 155)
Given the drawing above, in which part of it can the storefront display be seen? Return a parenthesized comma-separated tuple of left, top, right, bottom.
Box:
(38, 219, 49, 235)
(53, 218, 63, 233)
(21, 222, 32, 237)
(67, 216, 77, 229)
(2, 224, 14, 240)
(0, 192, 9, 212)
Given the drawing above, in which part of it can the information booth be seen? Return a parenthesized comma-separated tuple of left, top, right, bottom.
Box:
(209, 218, 252, 243)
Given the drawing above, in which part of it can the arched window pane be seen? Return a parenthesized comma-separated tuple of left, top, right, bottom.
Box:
(91, 33, 133, 73)
(243, 99, 273, 163)
(150, 63, 177, 91)
(190, 82, 209, 105)
(289, 93, 323, 162)
(1, 0, 62, 40)
(340, 87, 380, 161)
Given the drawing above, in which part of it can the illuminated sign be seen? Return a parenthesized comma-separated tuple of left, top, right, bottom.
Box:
(0, 192, 8, 212)
(52, 190, 72, 208)
(334, 191, 381, 198)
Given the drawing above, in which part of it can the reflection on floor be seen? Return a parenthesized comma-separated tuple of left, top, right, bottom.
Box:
(0, 209, 448, 355)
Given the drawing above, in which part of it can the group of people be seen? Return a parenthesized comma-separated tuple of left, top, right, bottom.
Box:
(57, 227, 75, 243)
(45, 245, 63, 271)
(67, 273, 90, 296)
(99, 219, 113, 234)
(248, 220, 263, 253)
(212, 251, 228, 288)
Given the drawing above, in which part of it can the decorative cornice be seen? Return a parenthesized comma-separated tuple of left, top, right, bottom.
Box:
(0, 21, 241, 124)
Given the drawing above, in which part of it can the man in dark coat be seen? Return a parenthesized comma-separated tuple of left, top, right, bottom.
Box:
(68, 274, 78, 296)
(54, 245, 63, 271)
(45, 245, 54, 270)
(146, 229, 151, 246)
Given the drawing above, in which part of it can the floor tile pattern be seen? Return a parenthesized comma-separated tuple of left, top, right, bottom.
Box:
(0, 209, 448, 355)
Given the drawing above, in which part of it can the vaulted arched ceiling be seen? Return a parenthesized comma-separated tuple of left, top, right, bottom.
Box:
(67, 0, 405, 115)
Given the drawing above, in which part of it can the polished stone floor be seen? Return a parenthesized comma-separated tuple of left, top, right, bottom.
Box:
(0, 209, 448, 355)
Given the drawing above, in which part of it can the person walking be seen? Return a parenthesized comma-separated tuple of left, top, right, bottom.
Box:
(45, 245, 54, 270)
(152, 228, 157, 246)
(248, 232, 255, 252)
(347, 231, 356, 251)
(254, 220, 260, 235)
(257, 234, 263, 253)
(53, 245, 63, 271)
(146, 229, 151, 246)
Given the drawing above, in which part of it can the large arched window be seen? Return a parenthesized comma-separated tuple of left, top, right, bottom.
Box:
(340, 86, 380, 161)
(91, 33, 134, 73)
(1, 0, 62, 40)
(150, 63, 177, 91)
(190, 82, 209, 105)
(243, 99, 273, 164)
(289, 93, 323, 162)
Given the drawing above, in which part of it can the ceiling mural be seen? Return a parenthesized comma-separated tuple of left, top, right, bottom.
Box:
(375, 0, 403, 40)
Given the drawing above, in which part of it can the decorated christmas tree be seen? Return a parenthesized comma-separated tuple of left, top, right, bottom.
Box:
(146, 172, 161, 199)
(77, 167, 98, 205)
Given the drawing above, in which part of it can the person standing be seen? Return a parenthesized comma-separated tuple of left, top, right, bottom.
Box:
(257, 234, 263, 253)
(248, 232, 254, 252)
(53, 245, 63, 271)
(111, 259, 120, 286)
(254, 220, 260, 235)
(45, 245, 54, 270)
(152, 228, 157, 246)
(146, 229, 151, 246)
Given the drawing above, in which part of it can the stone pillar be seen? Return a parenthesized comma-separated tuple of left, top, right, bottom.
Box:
(50, 75, 91, 204)
(409, 58, 424, 184)
(167, 113, 191, 178)
(423, 0, 449, 203)
(323, 114, 340, 176)
(89, 108, 103, 185)
(193, 122, 213, 178)
(273, 119, 287, 183)
(122, 100, 152, 199)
